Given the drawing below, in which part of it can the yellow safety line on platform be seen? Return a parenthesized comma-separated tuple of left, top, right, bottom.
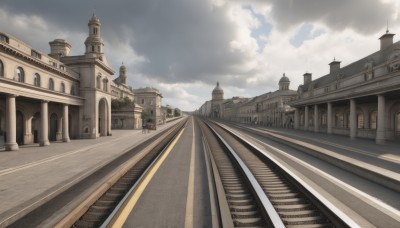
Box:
(110, 127, 185, 228)
(184, 117, 196, 228)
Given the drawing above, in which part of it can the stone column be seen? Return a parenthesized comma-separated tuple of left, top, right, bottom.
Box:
(5, 94, 19, 151)
(314, 105, 319, 132)
(349, 99, 357, 139)
(62, 104, 70, 142)
(327, 102, 332, 134)
(304, 106, 309, 130)
(376, 95, 386, 144)
(40, 100, 50, 146)
(294, 108, 299, 129)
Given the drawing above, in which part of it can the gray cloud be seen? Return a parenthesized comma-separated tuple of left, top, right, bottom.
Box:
(268, 0, 394, 34)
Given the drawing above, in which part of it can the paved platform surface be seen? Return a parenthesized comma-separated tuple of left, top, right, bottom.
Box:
(123, 117, 212, 227)
(246, 124, 400, 171)
(0, 119, 183, 225)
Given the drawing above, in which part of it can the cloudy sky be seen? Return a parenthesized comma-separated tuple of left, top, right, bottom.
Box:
(1, 0, 399, 111)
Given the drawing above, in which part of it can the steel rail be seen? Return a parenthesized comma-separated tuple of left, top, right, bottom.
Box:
(216, 121, 361, 228)
(205, 121, 285, 228)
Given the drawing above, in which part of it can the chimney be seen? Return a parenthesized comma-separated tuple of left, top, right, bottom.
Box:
(329, 59, 341, 73)
(379, 31, 395, 50)
(303, 72, 312, 84)
(49, 39, 71, 60)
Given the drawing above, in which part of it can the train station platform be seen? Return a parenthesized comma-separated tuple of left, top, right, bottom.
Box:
(0, 119, 184, 226)
(259, 126, 400, 166)
(236, 124, 400, 191)
(119, 117, 212, 227)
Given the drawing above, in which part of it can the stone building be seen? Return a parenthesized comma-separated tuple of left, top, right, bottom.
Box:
(111, 64, 142, 129)
(229, 74, 297, 126)
(290, 30, 400, 143)
(134, 87, 163, 124)
(0, 14, 128, 150)
(211, 82, 224, 118)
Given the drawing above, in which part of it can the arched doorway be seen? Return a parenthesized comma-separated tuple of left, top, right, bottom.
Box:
(49, 113, 58, 141)
(396, 112, 400, 139)
(98, 98, 108, 136)
(16, 111, 24, 145)
(32, 112, 41, 143)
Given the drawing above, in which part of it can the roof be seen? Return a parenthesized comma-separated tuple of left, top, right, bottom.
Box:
(301, 38, 400, 92)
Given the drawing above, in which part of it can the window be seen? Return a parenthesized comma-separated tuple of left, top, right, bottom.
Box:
(397, 112, 400, 131)
(141, 99, 144, 104)
(97, 76, 101, 89)
(0, 60, 3, 77)
(321, 113, 327, 126)
(70, 85, 76, 95)
(335, 113, 343, 128)
(16, 67, 24, 82)
(103, 79, 108, 92)
(60, 82, 65, 93)
(34, 73, 40, 87)
(92, 46, 95, 52)
(49, 78, 54, 90)
(31, 50, 41, 59)
(370, 111, 377, 130)
(357, 113, 364, 129)
(0, 34, 9, 43)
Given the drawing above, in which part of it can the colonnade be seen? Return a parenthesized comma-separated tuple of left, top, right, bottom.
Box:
(294, 95, 386, 144)
(4, 94, 70, 151)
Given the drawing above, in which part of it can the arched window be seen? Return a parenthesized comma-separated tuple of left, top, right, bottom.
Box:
(49, 78, 54, 90)
(103, 79, 108, 92)
(70, 85, 76, 95)
(370, 111, 377, 129)
(97, 76, 101, 89)
(396, 112, 400, 131)
(0, 60, 3, 77)
(34, 73, 40, 87)
(60, 82, 65, 93)
(16, 67, 24, 82)
(357, 113, 364, 129)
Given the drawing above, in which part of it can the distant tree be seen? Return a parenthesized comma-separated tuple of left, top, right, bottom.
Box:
(174, 108, 181, 117)
(141, 110, 154, 123)
(111, 97, 135, 109)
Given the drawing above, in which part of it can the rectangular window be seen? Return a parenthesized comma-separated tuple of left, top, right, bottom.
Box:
(31, 50, 41, 59)
(0, 34, 9, 43)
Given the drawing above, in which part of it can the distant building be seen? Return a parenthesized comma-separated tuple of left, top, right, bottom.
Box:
(211, 82, 224, 118)
(290, 30, 400, 143)
(111, 64, 142, 129)
(134, 87, 163, 124)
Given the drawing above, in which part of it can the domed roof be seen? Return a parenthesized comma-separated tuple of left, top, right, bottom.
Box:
(89, 13, 101, 25)
(212, 82, 224, 94)
(279, 73, 290, 83)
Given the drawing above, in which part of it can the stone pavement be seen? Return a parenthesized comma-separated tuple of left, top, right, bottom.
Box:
(0, 119, 184, 226)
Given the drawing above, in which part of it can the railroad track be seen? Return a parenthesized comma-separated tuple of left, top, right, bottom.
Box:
(200, 119, 356, 227)
(71, 119, 187, 227)
(8, 118, 187, 228)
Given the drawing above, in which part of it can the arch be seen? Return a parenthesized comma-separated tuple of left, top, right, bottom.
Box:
(49, 78, 54, 90)
(370, 110, 377, 130)
(103, 78, 108, 92)
(0, 60, 3, 77)
(49, 113, 58, 141)
(357, 112, 364, 129)
(60, 82, 65, 93)
(16, 110, 24, 145)
(34, 73, 41, 87)
(396, 112, 400, 135)
(96, 75, 101, 89)
(16, 67, 24, 82)
(32, 112, 40, 143)
(70, 85, 76, 95)
(98, 98, 109, 136)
